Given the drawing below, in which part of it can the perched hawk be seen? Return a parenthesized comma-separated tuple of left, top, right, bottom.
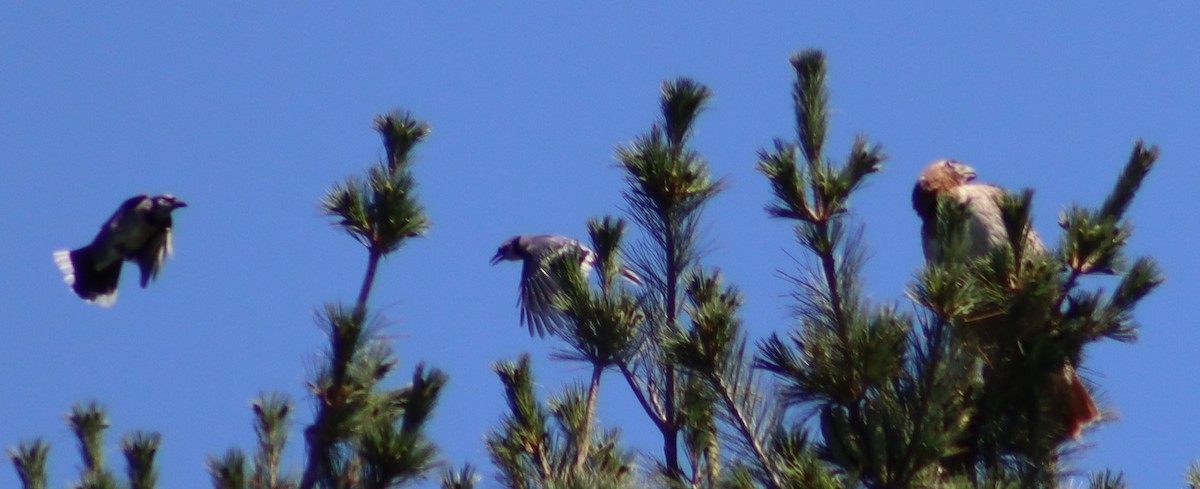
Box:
(911, 159, 1044, 261)
(54, 194, 187, 306)
(491, 235, 641, 337)
(912, 160, 1099, 438)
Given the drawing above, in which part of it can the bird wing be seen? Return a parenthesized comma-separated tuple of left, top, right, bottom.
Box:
(98, 195, 149, 237)
(949, 184, 1008, 258)
(83, 195, 150, 266)
(515, 235, 596, 336)
(55, 247, 122, 307)
(949, 184, 1045, 258)
(134, 226, 173, 288)
(519, 255, 567, 337)
(531, 235, 597, 272)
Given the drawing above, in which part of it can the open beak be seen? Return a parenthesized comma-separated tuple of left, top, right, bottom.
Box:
(955, 164, 978, 183)
(490, 251, 504, 266)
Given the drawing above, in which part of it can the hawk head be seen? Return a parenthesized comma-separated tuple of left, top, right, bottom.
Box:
(912, 159, 976, 220)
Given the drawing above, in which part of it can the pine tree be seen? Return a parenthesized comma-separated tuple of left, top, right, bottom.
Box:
(209, 110, 447, 489)
(756, 50, 1162, 488)
(614, 78, 726, 485)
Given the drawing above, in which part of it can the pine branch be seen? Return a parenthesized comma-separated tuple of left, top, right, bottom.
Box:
(617, 77, 724, 483)
(300, 110, 441, 489)
(572, 364, 604, 472)
(10, 439, 49, 489)
(355, 366, 444, 489)
(355, 249, 382, 321)
(488, 355, 554, 484)
(546, 219, 642, 369)
(208, 449, 248, 489)
(301, 306, 371, 489)
(760, 49, 940, 488)
(439, 464, 479, 489)
(1186, 461, 1200, 489)
(374, 111, 431, 174)
(250, 394, 295, 489)
(1058, 142, 1160, 277)
(1089, 469, 1128, 489)
(321, 112, 431, 259)
(616, 360, 669, 431)
(487, 356, 634, 488)
(791, 50, 828, 166)
(121, 431, 161, 489)
(69, 402, 120, 489)
(1099, 140, 1157, 221)
(16, 406, 162, 489)
(668, 271, 785, 489)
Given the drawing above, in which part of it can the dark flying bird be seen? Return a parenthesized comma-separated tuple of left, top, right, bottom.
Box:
(53, 194, 188, 307)
(491, 235, 642, 337)
(912, 159, 1099, 438)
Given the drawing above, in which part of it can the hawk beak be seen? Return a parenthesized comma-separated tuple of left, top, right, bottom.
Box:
(957, 164, 978, 182)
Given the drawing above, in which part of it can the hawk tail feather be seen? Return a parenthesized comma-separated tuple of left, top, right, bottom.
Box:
(1057, 365, 1101, 439)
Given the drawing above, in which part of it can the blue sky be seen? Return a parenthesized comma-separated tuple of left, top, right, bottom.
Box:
(3, 4, 1197, 488)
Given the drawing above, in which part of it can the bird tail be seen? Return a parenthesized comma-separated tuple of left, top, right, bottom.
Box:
(54, 247, 121, 307)
(1054, 364, 1101, 439)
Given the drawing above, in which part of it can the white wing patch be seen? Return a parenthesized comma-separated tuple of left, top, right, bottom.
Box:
(164, 228, 174, 258)
(53, 250, 76, 287)
(89, 291, 118, 308)
(53, 249, 117, 308)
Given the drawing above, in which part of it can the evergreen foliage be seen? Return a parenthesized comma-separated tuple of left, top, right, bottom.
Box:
(754, 50, 1162, 488)
(296, 111, 444, 489)
(615, 78, 726, 485)
(219, 110, 444, 489)
(10, 439, 49, 489)
(486, 355, 635, 489)
(438, 464, 480, 489)
(8, 403, 164, 489)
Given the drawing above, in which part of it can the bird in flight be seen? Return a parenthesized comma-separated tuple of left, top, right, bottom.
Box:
(912, 159, 1099, 438)
(54, 194, 188, 307)
(491, 235, 641, 337)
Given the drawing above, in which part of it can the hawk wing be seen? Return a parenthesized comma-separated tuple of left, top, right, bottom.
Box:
(948, 183, 1045, 259)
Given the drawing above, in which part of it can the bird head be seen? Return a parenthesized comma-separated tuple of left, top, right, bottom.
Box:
(491, 236, 523, 265)
(151, 194, 188, 210)
(912, 159, 977, 218)
(146, 194, 187, 222)
(917, 159, 977, 191)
